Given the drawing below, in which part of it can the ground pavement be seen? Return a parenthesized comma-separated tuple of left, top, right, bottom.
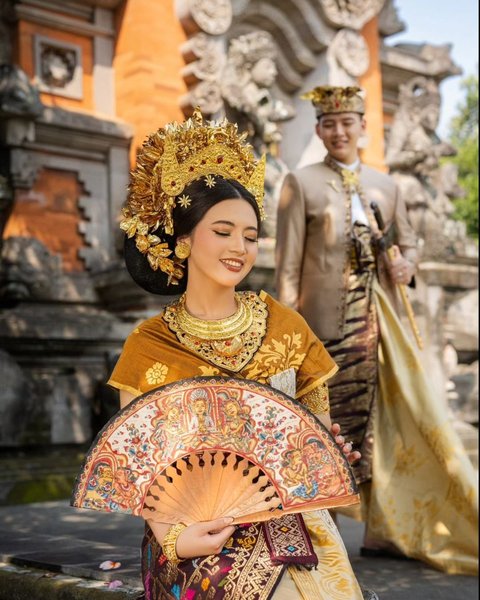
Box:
(0, 501, 477, 599)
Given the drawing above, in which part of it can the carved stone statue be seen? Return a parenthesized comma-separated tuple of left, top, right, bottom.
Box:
(385, 76, 459, 259)
(221, 30, 294, 238)
(221, 31, 292, 150)
(0, 236, 67, 301)
(0, 64, 43, 117)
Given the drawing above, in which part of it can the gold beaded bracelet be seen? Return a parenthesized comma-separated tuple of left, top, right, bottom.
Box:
(162, 522, 187, 565)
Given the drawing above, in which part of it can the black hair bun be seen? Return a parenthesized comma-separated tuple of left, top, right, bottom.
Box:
(123, 235, 187, 296)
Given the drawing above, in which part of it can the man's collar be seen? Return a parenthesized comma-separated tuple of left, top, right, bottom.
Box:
(332, 157, 360, 171)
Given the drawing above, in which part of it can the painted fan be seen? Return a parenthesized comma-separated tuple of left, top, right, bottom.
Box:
(71, 377, 359, 525)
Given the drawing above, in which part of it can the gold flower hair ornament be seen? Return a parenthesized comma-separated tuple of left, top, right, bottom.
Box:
(120, 108, 266, 285)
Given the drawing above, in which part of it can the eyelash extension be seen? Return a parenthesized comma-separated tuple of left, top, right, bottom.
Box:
(214, 231, 258, 243)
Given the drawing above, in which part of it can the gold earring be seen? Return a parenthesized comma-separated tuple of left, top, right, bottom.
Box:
(174, 240, 191, 260)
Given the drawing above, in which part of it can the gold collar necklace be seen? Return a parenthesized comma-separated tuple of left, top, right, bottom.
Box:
(164, 291, 268, 367)
(324, 154, 360, 189)
(175, 293, 254, 341)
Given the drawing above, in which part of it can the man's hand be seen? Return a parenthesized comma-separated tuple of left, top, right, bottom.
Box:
(387, 244, 415, 285)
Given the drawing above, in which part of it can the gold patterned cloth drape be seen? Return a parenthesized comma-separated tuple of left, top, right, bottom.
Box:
(366, 281, 478, 575)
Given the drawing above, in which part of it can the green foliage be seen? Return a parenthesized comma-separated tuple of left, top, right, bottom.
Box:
(448, 74, 478, 238)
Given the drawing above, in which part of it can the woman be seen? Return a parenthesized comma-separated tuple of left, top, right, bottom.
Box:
(109, 109, 373, 599)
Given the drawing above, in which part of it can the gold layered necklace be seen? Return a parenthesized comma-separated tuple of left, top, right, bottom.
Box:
(176, 293, 253, 343)
(163, 291, 268, 371)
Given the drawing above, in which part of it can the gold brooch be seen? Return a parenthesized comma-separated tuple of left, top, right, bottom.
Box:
(327, 180, 340, 192)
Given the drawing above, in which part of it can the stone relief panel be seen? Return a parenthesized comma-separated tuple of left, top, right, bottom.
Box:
(182, 32, 225, 83)
(188, 0, 233, 34)
(330, 28, 369, 77)
(179, 30, 225, 115)
(34, 35, 83, 99)
(176, 0, 234, 117)
(319, 0, 385, 30)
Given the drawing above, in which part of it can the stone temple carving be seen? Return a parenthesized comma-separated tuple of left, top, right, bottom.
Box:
(0, 64, 43, 117)
(0, 237, 68, 301)
(330, 28, 370, 77)
(221, 31, 292, 149)
(221, 30, 294, 238)
(180, 31, 226, 115)
(188, 0, 232, 35)
(320, 0, 386, 30)
(385, 76, 461, 259)
(40, 45, 77, 88)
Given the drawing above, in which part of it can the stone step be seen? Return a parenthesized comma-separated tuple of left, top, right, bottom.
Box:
(0, 562, 142, 600)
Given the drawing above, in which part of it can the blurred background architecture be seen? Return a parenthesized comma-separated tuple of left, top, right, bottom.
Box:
(0, 0, 477, 504)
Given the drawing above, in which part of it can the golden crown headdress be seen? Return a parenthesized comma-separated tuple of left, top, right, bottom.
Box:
(301, 85, 365, 118)
(120, 108, 266, 285)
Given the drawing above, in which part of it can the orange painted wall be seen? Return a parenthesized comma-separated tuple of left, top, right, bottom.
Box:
(359, 17, 387, 172)
(4, 169, 87, 272)
(114, 0, 188, 164)
(16, 20, 94, 112)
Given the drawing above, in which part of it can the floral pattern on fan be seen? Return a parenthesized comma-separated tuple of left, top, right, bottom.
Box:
(71, 377, 359, 523)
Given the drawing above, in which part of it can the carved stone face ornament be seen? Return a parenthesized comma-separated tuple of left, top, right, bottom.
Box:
(251, 57, 278, 87)
(40, 47, 76, 88)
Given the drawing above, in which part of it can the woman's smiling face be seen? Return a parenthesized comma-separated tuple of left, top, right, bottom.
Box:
(183, 198, 259, 291)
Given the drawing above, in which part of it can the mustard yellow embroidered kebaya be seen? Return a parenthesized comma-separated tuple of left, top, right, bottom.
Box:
(109, 291, 337, 407)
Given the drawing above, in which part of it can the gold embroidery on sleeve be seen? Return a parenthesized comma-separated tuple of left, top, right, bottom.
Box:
(301, 383, 330, 414)
(198, 366, 221, 376)
(244, 332, 306, 381)
(145, 362, 169, 385)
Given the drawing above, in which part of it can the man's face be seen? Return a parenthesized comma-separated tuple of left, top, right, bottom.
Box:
(316, 112, 366, 164)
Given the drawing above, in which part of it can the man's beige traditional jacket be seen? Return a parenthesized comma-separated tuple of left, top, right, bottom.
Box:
(275, 161, 418, 340)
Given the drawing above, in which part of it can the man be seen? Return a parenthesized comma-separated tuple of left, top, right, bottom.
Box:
(275, 85, 418, 552)
(276, 86, 478, 573)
